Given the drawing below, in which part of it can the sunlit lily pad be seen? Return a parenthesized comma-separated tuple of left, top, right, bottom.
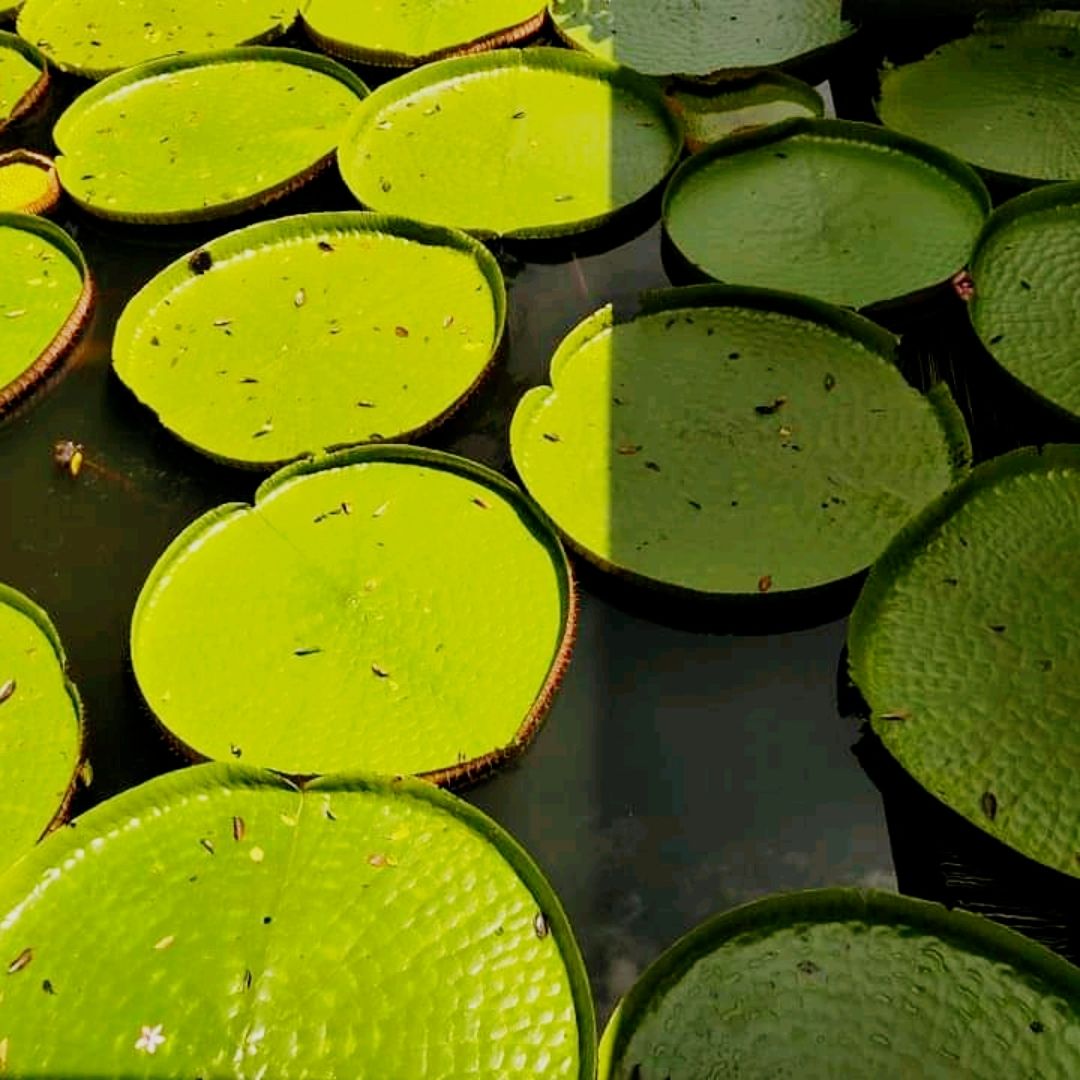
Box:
(0, 149, 58, 213)
(0, 30, 47, 132)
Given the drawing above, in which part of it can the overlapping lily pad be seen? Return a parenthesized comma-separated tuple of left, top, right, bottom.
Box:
(0, 762, 596, 1078)
(0, 212, 93, 417)
(301, 0, 545, 66)
(599, 888, 1080, 1078)
(132, 445, 575, 782)
(0, 581, 84, 876)
(53, 48, 368, 224)
(0, 149, 58, 213)
(16, 0, 295, 79)
(663, 118, 989, 310)
(510, 287, 969, 597)
(113, 213, 506, 467)
(0, 30, 47, 132)
(848, 446, 1080, 877)
(337, 47, 682, 239)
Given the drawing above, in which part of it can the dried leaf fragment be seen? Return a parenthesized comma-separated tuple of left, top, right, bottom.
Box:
(7, 948, 32, 974)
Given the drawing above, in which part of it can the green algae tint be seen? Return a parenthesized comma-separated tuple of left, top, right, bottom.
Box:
(0, 763, 595, 1078)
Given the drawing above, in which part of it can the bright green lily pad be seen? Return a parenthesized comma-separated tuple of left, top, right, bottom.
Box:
(0, 582, 83, 877)
(337, 47, 682, 239)
(663, 118, 989, 310)
(877, 11, 1080, 184)
(113, 213, 506, 467)
(848, 446, 1080, 877)
(301, 0, 545, 65)
(549, 0, 854, 76)
(0, 30, 46, 131)
(599, 888, 1080, 1078)
(16, 0, 295, 79)
(0, 150, 57, 213)
(510, 287, 969, 596)
(132, 445, 575, 781)
(969, 182, 1080, 419)
(0, 213, 92, 416)
(53, 48, 368, 224)
(0, 762, 596, 1078)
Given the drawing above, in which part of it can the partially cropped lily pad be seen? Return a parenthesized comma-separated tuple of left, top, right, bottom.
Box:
(338, 47, 682, 239)
(0, 149, 58, 213)
(0, 581, 83, 876)
(0, 762, 595, 1078)
(132, 445, 575, 781)
(877, 11, 1080, 184)
(54, 48, 368, 224)
(301, 0, 545, 66)
(113, 213, 506, 467)
(599, 888, 1080, 1078)
(848, 446, 1080, 877)
(16, 0, 295, 79)
(663, 118, 989, 310)
(549, 0, 854, 76)
(510, 287, 969, 596)
(0, 213, 93, 417)
(969, 182, 1080, 419)
(0, 30, 47, 132)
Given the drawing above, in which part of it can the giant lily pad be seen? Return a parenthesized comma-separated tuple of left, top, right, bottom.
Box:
(301, 0, 545, 66)
(0, 149, 59, 214)
(53, 48, 368, 224)
(113, 213, 506, 467)
(599, 888, 1080, 1078)
(549, 0, 854, 77)
(968, 182, 1080, 420)
(131, 445, 575, 782)
(337, 47, 682, 239)
(0, 30, 47, 132)
(510, 287, 969, 597)
(16, 0, 296, 79)
(662, 118, 989, 310)
(0, 762, 596, 1078)
(877, 11, 1080, 184)
(0, 581, 83, 876)
(849, 446, 1080, 877)
(0, 213, 93, 417)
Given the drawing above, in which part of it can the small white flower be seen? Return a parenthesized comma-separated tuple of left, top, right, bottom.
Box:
(135, 1024, 166, 1054)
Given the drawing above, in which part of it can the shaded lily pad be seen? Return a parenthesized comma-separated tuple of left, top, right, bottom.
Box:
(0, 212, 93, 417)
(599, 888, 1080, 1078)
(337, 47, 682, 239)
(510, 286, 969, 597)
(113, 213, 507, 467)
(848, 446, 1080, 877)
(0, 581, 84, 876)
(663, 118, 989, 310)
(131, 445, 576, 782)
(53, 47, 368, 224)
(301, 0, 545, 66)
(0, 149, 58, 213)
(0, 762, 596, 1077)
(16, 0, 295, 79)
(0, 30, 47, 132)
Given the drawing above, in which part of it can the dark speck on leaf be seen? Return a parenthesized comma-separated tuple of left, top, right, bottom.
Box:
(943, 576, 959, 586)
(380, 178, 392, 192)
(1040, 659, 1053, 672)
(989, 624, 1006, 634)
(728, 351, 740, 360)
(796, 960, 820, 975)
(755, 396, 787, 415)
(687, 499, 701, 510)
(543, 432, 561, 442)
(371, 664, 390, 678)
(1031, 1020, 1045, 1034)
(149, 336, 160, 347)
(644, 461, 660, 472)
(512, 110, 526, 119)
(199, 838, 215, 855)
(318, 240, 334, 252)
(774, 152, 788, 159)
(824, 372, 836, 391)
(356, 400, 376, 408)
(294, 647, 322, 656)
(263, 916, 272, 925)
(758, 574, 772, 593)
(988, 333, 1004, 345)
(981, 791, 998, 821)
(230, 743, 242, 758)
(472, 497, 490, 509)
(188, 249, 212, 275)
(1020, 279, 1031, 290)
(42, 979, 55, 994)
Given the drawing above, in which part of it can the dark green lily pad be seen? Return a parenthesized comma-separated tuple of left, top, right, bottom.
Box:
(848, 446, 1080, 877)
(53, 47, 368, 224)
(877, 11, 1080, 184)
(337, 47, 682, 239)
(599, 888, 1080, 1078)
(510, 286, 969, 596)
(0, 581, 84, 876)
(0, 30, 47, 132)
(16, 0, 295, 79)
(0, 149, 58, 213)
(663, 118, 989, 310)
(301, 0, 545, 66)
(0, 762, 596, 1077)
(113, 213, 506, 467)
(549, 0, 854, 76)
(131, 445, 575, 783)
(0, 212, 93, 417)
(969, 181, 1080, 419)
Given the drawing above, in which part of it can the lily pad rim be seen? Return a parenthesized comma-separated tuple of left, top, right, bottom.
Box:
(0, 147, 59, 214)
(0, 28, 49, 132)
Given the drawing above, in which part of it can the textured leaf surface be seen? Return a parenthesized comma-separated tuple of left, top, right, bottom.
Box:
(132, 446, 573, 780)
(663, 119, 988, 309)
(0, 763, 594, 1077)
(113, 213, 506, 466)
(510, 288, 968, 595)
(849, 447, 1080, 876)
(599, 889, 1080, 1079)
(54, 48, 368, 223)
(0, 157, 53, 213)
(0, 34, 40, 121)
(338, 48, 681, 238)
